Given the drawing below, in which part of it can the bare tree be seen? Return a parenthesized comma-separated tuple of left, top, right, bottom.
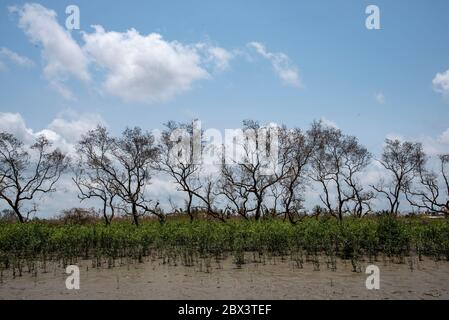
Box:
(341, 139, 374, 218)
(158, 120, 201, 222)
(0, 133, 68, 223)
(349, 179, 375, 217)
(405, 154, 449, 216)
(73, 127, 117, 225)
(77, 126, 162, 226)
(309, 122, 372, 221)
(73, 171, 117, 225)
(158, 120, 226, 222)
(220, 120, 286, 221)
(372, 139, 425, 215)
(220, 162, 253, 220)
(276, 127, 315, 224)
(198, 174, 226, 222)
(265, 182, 282, 218)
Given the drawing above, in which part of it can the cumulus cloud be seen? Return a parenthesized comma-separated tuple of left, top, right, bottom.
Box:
(419, 136, 447, 156)
(248, 41, 302, 88)
(433, 69, 449, 96)
(0, 111, 104, 155)
(82, 28, 232, 102)
(10, 4, 305, 103)
(47, 111, 105, 143)
(10, 3, 233, 103)
(9, 3, 90, 100)
(320, 117, 339, 129)
(384, 128, 449, 157)
(0, 47, 34, 67)
(83, 26, 214, 103)
(0, 112, 35, 143)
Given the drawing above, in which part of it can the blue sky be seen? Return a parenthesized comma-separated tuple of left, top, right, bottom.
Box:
(0, 0, 448, 155)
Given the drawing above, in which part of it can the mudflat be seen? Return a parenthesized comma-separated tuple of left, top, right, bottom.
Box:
(1, 256, 448, 300)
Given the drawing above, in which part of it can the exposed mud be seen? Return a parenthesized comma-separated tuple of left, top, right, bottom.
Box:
(1, 256, 449, 300)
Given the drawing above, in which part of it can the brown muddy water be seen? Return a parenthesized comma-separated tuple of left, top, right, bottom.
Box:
(1, 255, 449, 300)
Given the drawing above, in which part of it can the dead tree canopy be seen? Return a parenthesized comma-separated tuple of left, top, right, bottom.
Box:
(406, 154, 449, 216)
(73, 126, 117, 225)
(220, 120, 287, 221)
(372, 139, 425, 215)
(276, 127, 315, 224)
(77, 126, 162, 226)
(0, 133, 68, 223)
(309, 121, 373, 221)
(158, 120, 202, 222)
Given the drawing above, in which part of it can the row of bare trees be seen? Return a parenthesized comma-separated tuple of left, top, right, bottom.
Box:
(0, 120, 448, 224)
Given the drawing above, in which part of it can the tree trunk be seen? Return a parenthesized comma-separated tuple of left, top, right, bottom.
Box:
(187, 194, 194, 223)
(255, 200, 262, 221)
(13, 207, 25, 223)
(132, 203, 139, 227)
(102, 202, 111, 226)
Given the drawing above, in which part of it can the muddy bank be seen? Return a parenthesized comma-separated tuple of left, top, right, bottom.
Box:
(1, 256, 449, 300)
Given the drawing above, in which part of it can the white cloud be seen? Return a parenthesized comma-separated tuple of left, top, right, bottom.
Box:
(0, 47, 34, 67)
(10, 3, 90, 100)
(11, 2, 233, 103)
(320, 117, 339, 129)
(197, 44, 234, 72)
(0, 112, 35, 143)
(419, 133, 449, 156)
(433, 69, 449, 96)
(0, 60, 6, 72)
(47, 111, 105, 143)
(415, 136, 441, 157)
(9, 4, 307, 104)
(375, 92, 385, 104)
(207, 46, 233, 71)
(0, 111, 104, 155)
(82, 25, 214, 103)
(248, 42, 302, 88)
(384, 129, 449, 157)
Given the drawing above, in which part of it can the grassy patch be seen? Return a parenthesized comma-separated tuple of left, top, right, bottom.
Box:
(1, 216, 448, 276)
